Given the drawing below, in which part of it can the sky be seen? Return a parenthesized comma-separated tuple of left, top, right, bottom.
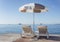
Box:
(0, 0, 60, 24)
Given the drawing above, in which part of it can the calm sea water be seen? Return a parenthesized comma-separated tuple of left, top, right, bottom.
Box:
(0, 24, 60, 34)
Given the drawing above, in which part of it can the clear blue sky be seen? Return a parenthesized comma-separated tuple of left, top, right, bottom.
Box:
(0, 0, 60, 24)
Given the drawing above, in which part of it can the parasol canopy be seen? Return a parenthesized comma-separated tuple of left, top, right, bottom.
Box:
(19, 3, 48, 13)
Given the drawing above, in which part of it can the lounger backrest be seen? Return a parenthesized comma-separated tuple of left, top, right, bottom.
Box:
(38, 26, 47, 34)
(22, 26, 32, 34)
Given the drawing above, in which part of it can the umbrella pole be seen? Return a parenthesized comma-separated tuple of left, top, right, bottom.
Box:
(33, 13, 35, 30)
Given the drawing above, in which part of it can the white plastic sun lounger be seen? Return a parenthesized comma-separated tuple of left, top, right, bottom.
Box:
(37, 26, 49, 39)
(21, 25, 36, 39)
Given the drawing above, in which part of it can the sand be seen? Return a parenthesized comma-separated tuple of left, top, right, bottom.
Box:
(13, 34, 60, 42)
(0, 34, 21, 42)
(0, 34, 60, 42)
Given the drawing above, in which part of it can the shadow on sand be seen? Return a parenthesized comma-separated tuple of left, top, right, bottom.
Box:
(38, 36, 60, 41)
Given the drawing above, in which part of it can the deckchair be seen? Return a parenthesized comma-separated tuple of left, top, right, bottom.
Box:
(37, 26, 49, 39)
(21, 25, 36, 39)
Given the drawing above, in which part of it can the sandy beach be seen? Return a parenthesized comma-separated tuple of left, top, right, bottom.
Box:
(0, 34, 60, 42)
(0, 34, 21, 42)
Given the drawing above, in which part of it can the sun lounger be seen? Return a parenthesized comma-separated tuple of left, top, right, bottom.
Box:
(37, 26, 49, 39)
(21, 25, 36, 39)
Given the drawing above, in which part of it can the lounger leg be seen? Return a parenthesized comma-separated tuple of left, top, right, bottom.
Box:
(47, 35, 49, 39)
(37, 35, 40, 39)
(33, 35, 39, 40)
(34, 36, 39, 40)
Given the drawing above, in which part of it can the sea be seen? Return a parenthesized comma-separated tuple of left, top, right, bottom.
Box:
(0, 24, 60, 34)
